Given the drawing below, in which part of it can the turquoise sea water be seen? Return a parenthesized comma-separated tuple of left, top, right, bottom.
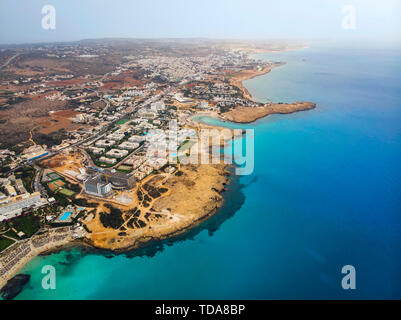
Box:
(10, 44, 401, 299)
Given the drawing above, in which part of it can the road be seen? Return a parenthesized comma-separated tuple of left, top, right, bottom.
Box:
(0, 53, 20, 69)
(32, 164, 45, 194)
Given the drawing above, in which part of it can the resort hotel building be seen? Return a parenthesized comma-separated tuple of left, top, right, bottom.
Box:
(0, 192, 46, 221)
(83, 174, 113, 197)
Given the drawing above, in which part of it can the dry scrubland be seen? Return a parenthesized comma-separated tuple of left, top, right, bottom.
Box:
(0, 99, 70, 147)
(223, 102, 316, 123)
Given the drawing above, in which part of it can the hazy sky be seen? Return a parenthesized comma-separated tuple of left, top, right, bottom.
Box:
(0, 0, 400, 44)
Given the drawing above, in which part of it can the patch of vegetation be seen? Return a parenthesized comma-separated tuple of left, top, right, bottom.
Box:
(9, 214, 40, 238)
(137, 219, 146, 228)
(0, 165, 11, 175)
(99, 204, 124, 229)
(0, 236, 14, 252)
(117, 119, 129, 125)
(127, 217, 147, 229)
(159, 187, 168, 193)
(137, 189, 143, 202)
(65, 181, 81, 193)
(3, 229, 18, 240)
(127, 207, 141, 218)
(82, 224, 92, 233)
(33, 129, 69, 148)
(143, 183, 161, 198)
(72, 197, 98, 208)
(0, 220, 7, 231)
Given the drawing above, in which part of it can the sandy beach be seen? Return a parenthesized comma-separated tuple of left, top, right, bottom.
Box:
(229, 65, 275, 101)
(0, 227, 76, 291)
(224, 59, 316, 123)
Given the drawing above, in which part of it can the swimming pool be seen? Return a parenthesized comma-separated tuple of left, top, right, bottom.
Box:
(59, 211, 72, 221)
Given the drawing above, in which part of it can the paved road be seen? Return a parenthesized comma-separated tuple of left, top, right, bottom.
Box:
(81, 142, 146, 170)
(32, 164, 45, 194)
(0, 53, 20, 69)
(98, 93, 111, 116)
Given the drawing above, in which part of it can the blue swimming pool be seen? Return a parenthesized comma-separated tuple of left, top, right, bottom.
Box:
(59, 211, 72, 221)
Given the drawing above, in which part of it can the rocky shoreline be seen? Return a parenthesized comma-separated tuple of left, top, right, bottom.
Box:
(84, 162, 231, 251)
(0, 163, 233, 294)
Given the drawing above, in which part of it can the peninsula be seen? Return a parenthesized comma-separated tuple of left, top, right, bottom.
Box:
(223, 102, 316, 123)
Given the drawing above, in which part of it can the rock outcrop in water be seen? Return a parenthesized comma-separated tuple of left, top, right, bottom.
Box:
(222, 102, 316, 123)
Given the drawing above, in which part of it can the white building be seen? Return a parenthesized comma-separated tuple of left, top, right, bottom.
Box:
(118, 141, 140, 150)
(137, 108, 157, 119)
(0, 192, 46, 221)
(88, 146, 105, 155)
(83, 175, 112, 197)
(107, 132, 125, 141)
(99, 156, 117, 164)
(106, 149, 129, 159)
(198, 101, 209, 109)
(21, 145, 48, 162)
(128, 135, 146, 143)
(95, 139, 116, 147)
(150, 101, 165, 112)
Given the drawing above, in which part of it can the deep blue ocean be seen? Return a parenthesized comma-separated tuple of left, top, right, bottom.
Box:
(11, 44, 401, 299)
